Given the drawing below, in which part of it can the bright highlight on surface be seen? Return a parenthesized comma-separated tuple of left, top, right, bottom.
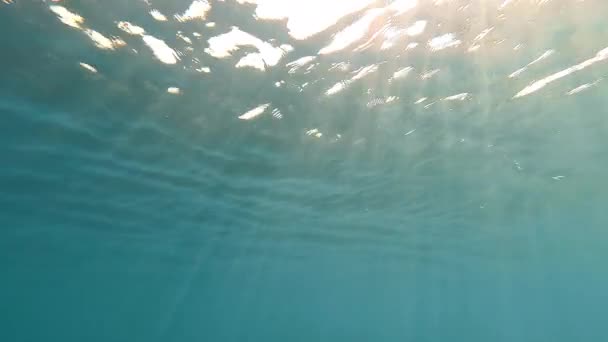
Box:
(205, 27, 290, 70)
(167, 87, 181, 94)
(45, 0, 607, 109)
(150, 9, 168, 21)
(79, 62, 98, 73)
(238, 0, 375, 40)
(142, 35, 179, 64)
(175, 0, 211, 22)
(514, 46, 608, 98)
(239, 103, 270, 120)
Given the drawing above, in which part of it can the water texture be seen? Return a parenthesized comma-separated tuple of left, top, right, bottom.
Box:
(1, 0, 608, 341)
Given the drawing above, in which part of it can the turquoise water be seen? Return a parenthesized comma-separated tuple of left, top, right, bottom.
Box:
(2, 0, 608, 341)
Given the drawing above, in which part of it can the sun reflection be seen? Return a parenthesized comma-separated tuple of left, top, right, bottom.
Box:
(142, 35, 180, 64)
(150, 9, 168, 22)
(319, 8, 386, 55)
(508, 50, 554, 79)
(50, 6, 125, 51)
(79, 62, 98, 73)
(428, 33, 462, 51)
(566, 79, 602, 96)
(239, 103, 271, 120)
(205, 27, 291, 70)
(514, 47, 608, 98)
(49, 5, 83, 29)
(167, 87, 181, 95)
(175, 0, 211, 22)
(238, 0, 375, 40)
(43, 0, 608, 122)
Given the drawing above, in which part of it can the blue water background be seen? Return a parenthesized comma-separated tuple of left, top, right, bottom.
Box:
(1, 0, 608, 341)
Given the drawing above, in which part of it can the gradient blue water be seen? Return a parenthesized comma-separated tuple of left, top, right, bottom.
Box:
(2, 0, 608, 341)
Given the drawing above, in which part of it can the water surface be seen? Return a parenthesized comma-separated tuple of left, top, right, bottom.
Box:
(2, 0, 608, 341)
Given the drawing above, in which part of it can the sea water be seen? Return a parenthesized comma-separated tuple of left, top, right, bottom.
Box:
(1, 0, 608, 341)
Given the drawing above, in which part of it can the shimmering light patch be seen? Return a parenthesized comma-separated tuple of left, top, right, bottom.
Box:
(499, 0, 514, 10)
(175, 0, 211, 22)
(150, 9, 167, 21)
(196, 66, 211, 73)
(406, 42, 419, 50)
(380, 41, 395, 51)
(509, 49, 554, 78)
(415, 97, 427, 104)
(374, 20, 424, 51)
(177, 32, 192, 44)
(271, 108, 283, 119)
(167, 87, 181, 94)
(239, 103, 270, 120)
(354, 23, 391, 52)
(281, 44, 295, 53)
(112, 37, 127, 48)
(443, 93, 469, 101)
(384, 28, 400, 40)
(392, 66, 413, 79)
(286, 56, 316, 73)
(387, 0, 418, 15)
(329, 62, 351, 72)
(473, 27, 494, 42)
(566, 82, 596, 95)
(84, 29, 116, 50)
(532, 49, 555, 62)
(326, 82, 347, 96)
(367, 96, 399, 108)
(50, 6, 126, 50)
(306, 128, 323, 138)
(50, 5, 84, 28)
(468, 27, 493, 52)
(79, 62, 97, 73)
(367, 98, 382, 108)
(205, 29, 261, 58)
(421, 69, 439, 79)
(117, 21, 145, 35)
(237, 0, 374, 40)
(205, 27, 289, 70)
(351, 64, 378, 81)
(206, 22, 216, 28)
(236, 54, 266, 70)
(404, 129, 416, 136)
(379, 27, 401, 50)
(509, 67, 526, 78)
(142, 35, 179, 64)
(566, 79, 601, 95)
(319, 8, 385, 55)
(406, 20, 426, 36)
(514, 46, 608, 98)
(325, 64, 378, 96)
(428, 33, 461, 51)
